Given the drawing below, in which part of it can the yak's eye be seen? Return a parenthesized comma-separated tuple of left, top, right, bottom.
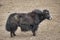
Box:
(19, 16, 22, 17)
(46, 11, 49, 13)
(19, 15, 23, 18)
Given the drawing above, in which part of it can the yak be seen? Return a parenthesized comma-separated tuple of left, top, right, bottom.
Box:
(6, 9, 52, 37)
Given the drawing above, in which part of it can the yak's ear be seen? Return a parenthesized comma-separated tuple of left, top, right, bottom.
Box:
(43, 9, 49, 14)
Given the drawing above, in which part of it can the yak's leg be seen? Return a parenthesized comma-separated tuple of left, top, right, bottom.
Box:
(32, 30, 36, 36)
(10, 31, 13, 37)
(13, 32, 16, 36)
(10, 31, 16, 37)
(10, 27, 13, 37)
(10, 27, 16, 37)
(31, 25, 38, 36)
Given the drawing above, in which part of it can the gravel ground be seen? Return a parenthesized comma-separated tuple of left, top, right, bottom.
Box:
(0, 0, 60, 40)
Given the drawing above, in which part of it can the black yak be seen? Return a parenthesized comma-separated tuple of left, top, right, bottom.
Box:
(6, 9, 52, 37)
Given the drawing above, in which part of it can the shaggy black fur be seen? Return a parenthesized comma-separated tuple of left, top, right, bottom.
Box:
(6, 9, 52, 37)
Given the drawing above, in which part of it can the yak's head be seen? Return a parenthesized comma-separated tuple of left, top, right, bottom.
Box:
(43, 9, 52, 20)
(32, 9, 52, 20)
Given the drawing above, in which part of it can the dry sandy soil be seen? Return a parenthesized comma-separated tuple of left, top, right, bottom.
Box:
(0, 0, 60, 40)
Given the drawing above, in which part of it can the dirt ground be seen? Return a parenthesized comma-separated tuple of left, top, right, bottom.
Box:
(0, 0, 60, 40)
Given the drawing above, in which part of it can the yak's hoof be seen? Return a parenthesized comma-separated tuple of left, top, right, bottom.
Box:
(33, 34, 36, 36)
(14, 34, 16, 36)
